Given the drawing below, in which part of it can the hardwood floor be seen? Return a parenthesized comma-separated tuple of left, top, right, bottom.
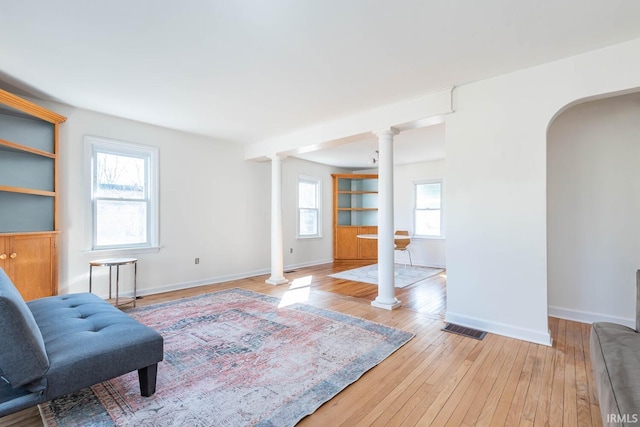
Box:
(0, 261, 602, 427)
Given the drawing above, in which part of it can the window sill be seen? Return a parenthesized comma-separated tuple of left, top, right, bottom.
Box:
(412, 236, 446, 241)
(297, 236, 323, 240)
(82, 246, 162, 257)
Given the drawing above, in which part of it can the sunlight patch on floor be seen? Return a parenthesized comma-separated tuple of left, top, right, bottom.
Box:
(278, 275, 312, 307)
(290, 275, 312, 289)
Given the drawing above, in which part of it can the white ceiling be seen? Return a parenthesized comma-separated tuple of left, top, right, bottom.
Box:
(2, 1, 640, 168)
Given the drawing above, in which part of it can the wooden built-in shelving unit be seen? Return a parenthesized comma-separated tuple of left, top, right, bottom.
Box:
(0, 88, 66, 300)
(332, 173, 379, 260)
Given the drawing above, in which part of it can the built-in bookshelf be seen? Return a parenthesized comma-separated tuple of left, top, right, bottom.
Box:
(332, 174, 378, 260)
(0, 89, 66, 300)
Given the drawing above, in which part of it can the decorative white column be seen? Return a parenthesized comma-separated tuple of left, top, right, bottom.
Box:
(266, 154, 289, 285)
(371, 128, 401, 310)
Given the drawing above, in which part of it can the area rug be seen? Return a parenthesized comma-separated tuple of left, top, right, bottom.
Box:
(329, 263, 443, 288)
(39, 288, 413, 427)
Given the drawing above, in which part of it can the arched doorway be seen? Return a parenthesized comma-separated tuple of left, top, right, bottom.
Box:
(547, 91, 640, 328)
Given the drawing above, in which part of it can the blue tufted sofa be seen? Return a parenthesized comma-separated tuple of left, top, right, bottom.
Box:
(0, 267, 163, 417)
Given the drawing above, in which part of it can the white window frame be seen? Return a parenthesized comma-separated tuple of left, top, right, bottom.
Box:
(85, 135, 159, 252)
(297, 175, 322, 239)
(413, 179, 443, 238)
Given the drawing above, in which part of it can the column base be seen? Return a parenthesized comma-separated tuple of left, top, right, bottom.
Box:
(265, 277, 289, 285)
(371, 298, 402, 310)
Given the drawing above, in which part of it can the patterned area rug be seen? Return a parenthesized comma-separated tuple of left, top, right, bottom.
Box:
(39, 288, 413, 427)
(329, 263, 443, 288)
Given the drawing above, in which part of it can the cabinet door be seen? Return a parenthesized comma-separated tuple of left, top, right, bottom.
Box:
(8, 234, 55, 301)
(358, 226, 378, 259)
(335, 227, 360, 259)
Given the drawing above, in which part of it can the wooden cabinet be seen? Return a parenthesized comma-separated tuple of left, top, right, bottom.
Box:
(0, 234, 57, 300)
(332, 174, 379, 260)
(335, 226, 378, 260)
(0, 89, 65, 300)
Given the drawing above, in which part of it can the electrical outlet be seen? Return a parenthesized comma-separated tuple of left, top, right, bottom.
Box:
(195, 257, 200, 264)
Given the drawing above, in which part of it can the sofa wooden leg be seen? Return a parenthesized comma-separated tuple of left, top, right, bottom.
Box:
(138, 364, 158, 397)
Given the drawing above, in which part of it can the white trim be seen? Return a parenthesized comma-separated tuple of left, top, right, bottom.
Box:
(103, 258, 334, 299)
(84, 135, 159, 251)
(548, 305, 635, 329)
(413, 179, 444, 238)
(297, 174, 322, 238)
(82, 246, 162, 256)
(444, 311, 553, 346)
(283, 258, 334, 271)
(412, 262, 446, 269)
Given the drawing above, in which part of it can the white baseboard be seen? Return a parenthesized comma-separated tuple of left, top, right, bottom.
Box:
(419, 263, 446, 269)
(122, 269, 269, 298)
(283, 258, 334, 272)
(444, 311, 552, 346)
(119, 259, 334, 298)
(548, 305, 635, 329)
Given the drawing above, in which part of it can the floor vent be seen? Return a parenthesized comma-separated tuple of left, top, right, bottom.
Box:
(284, 270, 296, 273)
(442, 323, 487, 340)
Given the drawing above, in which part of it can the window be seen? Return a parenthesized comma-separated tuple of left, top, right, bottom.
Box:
(298, 175, 322, 238)
(86, 136, 159, 250)
(414, 180, 442, 237)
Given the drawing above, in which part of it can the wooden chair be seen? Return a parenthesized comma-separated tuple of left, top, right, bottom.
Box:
(394, 230, 412, 267)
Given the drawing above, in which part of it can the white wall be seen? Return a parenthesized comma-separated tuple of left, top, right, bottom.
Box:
(353, 159, 446, 267)
(281, 157, 350, 269)
(393, 159, 446, 268)
(446, 38, 640, 345)
(55, 105, 270, 296)
(32, 102, 339, 298)
(547, 92, 640, 328)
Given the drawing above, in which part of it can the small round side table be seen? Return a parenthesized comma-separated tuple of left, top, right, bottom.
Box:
(89, 258, 138, 307)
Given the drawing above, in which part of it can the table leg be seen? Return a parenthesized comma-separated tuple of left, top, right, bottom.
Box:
(89, 265, 93, 293)
(133, 262, 137, 307)
(108, 266, 112, 300)
(115, 265, 120, 306)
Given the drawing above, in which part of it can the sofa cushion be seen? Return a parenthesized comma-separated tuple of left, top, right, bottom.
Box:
(0, 377, 43, 418)
(0, 268, 49, 391)
(27, 292, 163, 399)
(636, 270, 640, 332)
(591, 321, 640, 425)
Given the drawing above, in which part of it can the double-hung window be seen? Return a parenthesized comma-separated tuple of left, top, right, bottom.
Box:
(86, 136, 159, 250)
(414, 180, 442, 237)
(298, 175, 322, 238)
